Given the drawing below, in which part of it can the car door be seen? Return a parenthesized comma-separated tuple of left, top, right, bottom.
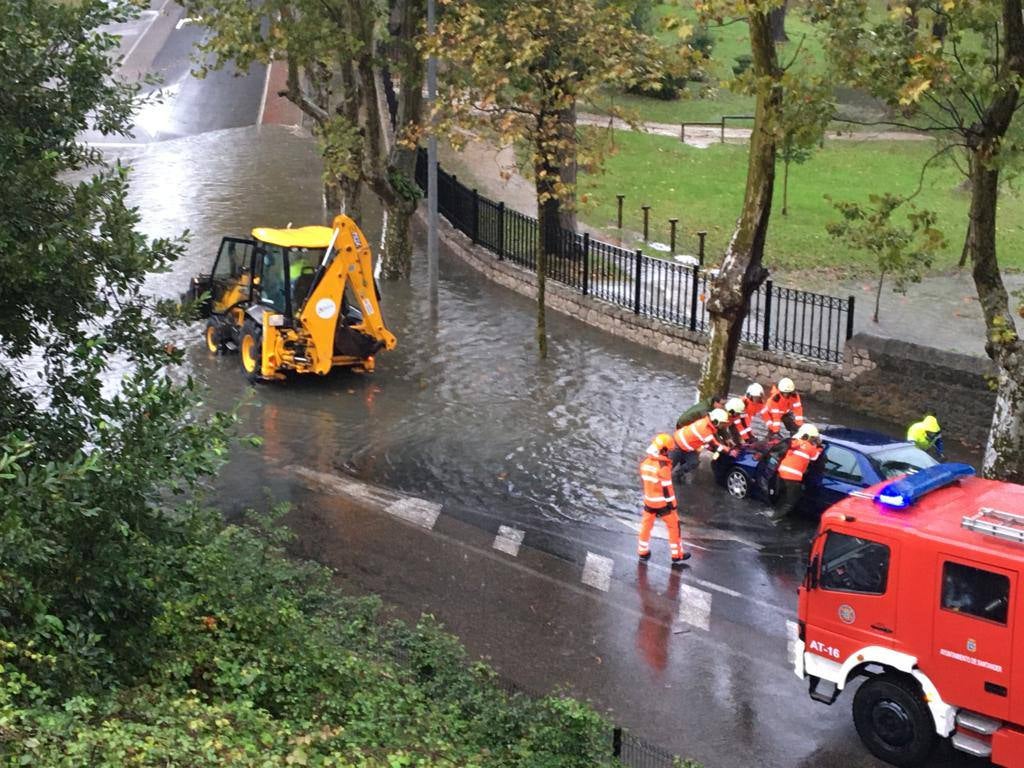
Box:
(930, 556, 1016, 720)
(809, 443, 867, 513)
(805, 528, 900, 660)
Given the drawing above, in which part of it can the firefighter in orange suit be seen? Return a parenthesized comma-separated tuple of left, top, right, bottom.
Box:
(638, 433, 691, 567)
(725, 397, 754, 445)
(669, 407, 728, 486)
(774, 424, 824, 518)
(762, 377, 805, 435)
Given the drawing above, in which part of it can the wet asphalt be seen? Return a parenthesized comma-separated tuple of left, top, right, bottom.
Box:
(87, 14, 992, 764)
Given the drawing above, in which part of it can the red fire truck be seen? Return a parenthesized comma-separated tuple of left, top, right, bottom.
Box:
(795, 463, 1024, 767)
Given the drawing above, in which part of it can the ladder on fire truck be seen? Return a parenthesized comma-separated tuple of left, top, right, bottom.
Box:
(962, 507, 1024, 544)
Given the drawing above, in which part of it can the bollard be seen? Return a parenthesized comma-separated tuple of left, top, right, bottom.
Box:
(642, 205, 651, 241)
(697, 230, 707, 266)
(669, 218, 678, 255)
(616, 194, 625, 229)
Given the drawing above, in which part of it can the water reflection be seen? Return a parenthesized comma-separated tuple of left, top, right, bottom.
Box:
(635, 565, 682, 675)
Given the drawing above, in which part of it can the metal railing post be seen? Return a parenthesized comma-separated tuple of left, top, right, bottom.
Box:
(689, 264, 700, 332)
(471, 188, 480, 244)
(762, 279, 774, 351)
(612, 727, 623, 758)
(582, 232, 590, 296)
(680, 123, 685, 143)
(697, 230, 707, 266)
(720, 118, 726, 144)
(497, 202, 505, 260)
(633, 249, 643, 314)
(641, 205, 651, 241)
(669, 218, 678, 255)
(616, 194, 625, 230)
(846, 295, 856, 340)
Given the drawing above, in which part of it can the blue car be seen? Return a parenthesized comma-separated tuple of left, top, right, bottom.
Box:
(711, 426, 939, 516)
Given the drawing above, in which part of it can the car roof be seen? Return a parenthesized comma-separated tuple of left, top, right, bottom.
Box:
(830, 476, 1024, 565)
(822, 426, 912, 453)
(252, 225, 334, 249)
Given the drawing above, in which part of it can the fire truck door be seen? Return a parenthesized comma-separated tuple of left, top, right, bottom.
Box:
(806, 530, 899, 662)
(931, 557, 1016, 721)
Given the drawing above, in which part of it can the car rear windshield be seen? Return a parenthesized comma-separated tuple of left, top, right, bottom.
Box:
(868, 445, 938, 479)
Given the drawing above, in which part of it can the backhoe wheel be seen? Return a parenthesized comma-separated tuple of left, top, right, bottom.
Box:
(204, 319, 223, 353)
(239, 318, 264, 382)
(853, 674, 936, 767)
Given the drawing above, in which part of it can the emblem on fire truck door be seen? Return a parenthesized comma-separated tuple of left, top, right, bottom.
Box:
(967, 638, 977, 652)
(838, 605, 856, 624)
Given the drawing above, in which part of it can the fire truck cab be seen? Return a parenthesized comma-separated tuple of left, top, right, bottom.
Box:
(795, 464, 1024, 767)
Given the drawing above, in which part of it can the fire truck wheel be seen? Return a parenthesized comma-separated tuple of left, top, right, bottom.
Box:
(852, 674, 936, 767)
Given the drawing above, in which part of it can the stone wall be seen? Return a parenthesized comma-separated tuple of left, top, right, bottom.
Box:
(426, 209, 996, 442)
(833, 334, 997, 445)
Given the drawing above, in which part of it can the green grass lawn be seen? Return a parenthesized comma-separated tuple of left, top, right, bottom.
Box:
(577, 130, 1024, 276)
(585, 3, 889, 129)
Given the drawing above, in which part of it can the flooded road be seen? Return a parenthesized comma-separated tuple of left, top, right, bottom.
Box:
(112, 125, 983, 768)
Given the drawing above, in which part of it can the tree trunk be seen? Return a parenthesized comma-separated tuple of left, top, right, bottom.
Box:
(697, 11, 779, 398)
(533, 109, 565, 358)
(768, 1, 788, 42)
(873, 270, 885, 323)
(968, 151, 1024, 481)
(782, 155, 790, 216)
(557, 102, 578, 235)
(963, 0, 1024, 481)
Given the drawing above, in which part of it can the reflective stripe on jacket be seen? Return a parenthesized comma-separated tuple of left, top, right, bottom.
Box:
(673, 415, 720, 453)
(640, 454, 676, 511)
(761, 387, 804, 433)
(777, 438, 822, 481)
(729, 412, 753, 443)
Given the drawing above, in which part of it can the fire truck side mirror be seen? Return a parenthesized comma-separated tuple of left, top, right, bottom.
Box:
(807, 554, 820, 590)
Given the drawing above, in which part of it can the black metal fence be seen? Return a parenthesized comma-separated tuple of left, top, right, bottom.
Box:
(416, 150, 854, 364)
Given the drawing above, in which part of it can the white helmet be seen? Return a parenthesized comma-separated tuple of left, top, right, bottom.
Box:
(725, 397, 746, 415)
(745, 383, 764, 398)
(795, 424, 819, 440)
(778, 377, 796, 394)
(709, 408, 728, 426)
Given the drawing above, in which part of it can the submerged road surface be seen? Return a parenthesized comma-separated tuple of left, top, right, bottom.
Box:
(114, 126, 984, 768)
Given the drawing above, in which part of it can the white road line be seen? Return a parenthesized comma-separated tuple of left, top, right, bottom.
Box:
(678, 585, 713, 631)
(256, 60, 273, 125)
(581, 552, 613, 592)
(493, 525, 524, 557)
(174, 16, 202, 29)
(388, 497, 440, 531)
(289, 466, 440, 531)
(121, 0, 172, 67)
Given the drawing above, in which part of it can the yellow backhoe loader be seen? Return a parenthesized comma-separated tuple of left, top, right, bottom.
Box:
(187, 214, 396, 381)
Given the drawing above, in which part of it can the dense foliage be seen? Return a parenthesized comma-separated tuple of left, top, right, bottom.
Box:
(0, 2, 620, 765)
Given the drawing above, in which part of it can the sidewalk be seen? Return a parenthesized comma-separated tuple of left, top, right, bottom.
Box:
(440, 135, 1020, 359)
(575, 111, 931, 149)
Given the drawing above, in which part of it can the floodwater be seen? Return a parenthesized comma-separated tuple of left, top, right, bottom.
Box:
(118, 123, 975, 570)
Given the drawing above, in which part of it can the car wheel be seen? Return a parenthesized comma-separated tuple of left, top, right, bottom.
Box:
(239, 318, 264, 382)
(726, 468, 750, 499)
(852, 675, 936, 767)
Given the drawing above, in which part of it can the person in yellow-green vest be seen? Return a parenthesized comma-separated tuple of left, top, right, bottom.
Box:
(907, 411, 944, 459)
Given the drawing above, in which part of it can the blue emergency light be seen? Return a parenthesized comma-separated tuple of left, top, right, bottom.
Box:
(874, 463, 975, 509)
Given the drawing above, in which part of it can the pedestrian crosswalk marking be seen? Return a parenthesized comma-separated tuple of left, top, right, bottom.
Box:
(493, 525, 524, 557)
(581, 552, 613, 592)
(678, 585, 712, 631)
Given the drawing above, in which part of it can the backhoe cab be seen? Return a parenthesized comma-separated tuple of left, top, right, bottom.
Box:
(188, 215, 395, 381)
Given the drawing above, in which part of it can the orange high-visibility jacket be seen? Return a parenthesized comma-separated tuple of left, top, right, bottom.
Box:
(743, 395, 763, 419)
(729, 411, 754, 442)
(777, 438, 823, 482)
(762, 387, 805, 433)
(673, 415, 722, 453)
(640, 454, 676, 512)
